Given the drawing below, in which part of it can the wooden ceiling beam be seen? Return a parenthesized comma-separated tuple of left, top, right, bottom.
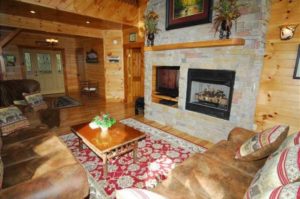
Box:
(0, 13, 104, 38)
(17, 0, 140, 27)
(0, 28, 22, 48)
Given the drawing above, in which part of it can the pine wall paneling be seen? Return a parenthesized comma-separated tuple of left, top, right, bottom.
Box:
(255, 0, 300, 134)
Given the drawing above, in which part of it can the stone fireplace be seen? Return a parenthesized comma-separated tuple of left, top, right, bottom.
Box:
(144, 0, 269, 143)
(186, 69, 235, 120)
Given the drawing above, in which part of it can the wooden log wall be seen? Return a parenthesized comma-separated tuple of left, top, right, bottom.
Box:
(255, 0, 300, 134)
(103, 30, 125, 101)
(77, 38, 105, 99)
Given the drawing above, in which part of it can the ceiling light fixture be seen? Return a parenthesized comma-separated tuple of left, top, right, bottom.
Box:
(86, 21, 90, 24)
(30, 10, 36, 14)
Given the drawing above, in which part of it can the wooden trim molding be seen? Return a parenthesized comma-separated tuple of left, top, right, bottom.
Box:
(144, 38, 245, 51)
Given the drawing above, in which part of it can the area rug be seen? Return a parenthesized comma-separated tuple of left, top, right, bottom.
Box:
(60, 118, 206, 199)
(52, 96, 81, 109)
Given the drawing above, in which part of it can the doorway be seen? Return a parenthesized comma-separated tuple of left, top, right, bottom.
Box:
(23, 48, 66, 94)
(124, 44, 144, 104)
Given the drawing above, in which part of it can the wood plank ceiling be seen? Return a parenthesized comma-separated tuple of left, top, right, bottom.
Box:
(14, 0, 142, 27)
(0, 1, 137, 30)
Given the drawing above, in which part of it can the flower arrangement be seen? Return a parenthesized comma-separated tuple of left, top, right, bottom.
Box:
(213, 0, 245, 38)
(92, 114, 116, 129)
(144, 10, 160, 34)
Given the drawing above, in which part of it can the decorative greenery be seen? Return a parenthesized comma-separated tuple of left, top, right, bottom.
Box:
(92, 114, 116, 129)
(213, 0, 245, 33)
(144, 10, 160, 34)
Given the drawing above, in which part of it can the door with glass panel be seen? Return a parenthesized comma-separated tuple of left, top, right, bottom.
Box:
(23, 49, 65, 94)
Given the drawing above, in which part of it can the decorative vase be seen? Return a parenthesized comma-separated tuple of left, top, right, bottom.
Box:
(147, 33, 155, 46)
(219, 20, 232, 39)
(100, 126, 108, 136)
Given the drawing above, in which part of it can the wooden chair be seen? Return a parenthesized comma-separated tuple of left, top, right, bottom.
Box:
(79, 80, 99, 96)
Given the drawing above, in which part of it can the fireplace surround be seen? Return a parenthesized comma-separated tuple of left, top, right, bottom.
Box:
(186, 69, 236, 120)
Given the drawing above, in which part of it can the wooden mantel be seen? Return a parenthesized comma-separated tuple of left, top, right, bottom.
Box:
(144, 38, 245, 51)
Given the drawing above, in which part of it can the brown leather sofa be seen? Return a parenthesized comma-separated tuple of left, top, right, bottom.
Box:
(153, 128, 266, 199)
(0, 126, 89, 198)
(0, 80, 89, 198)
(0, 79, 60, 128)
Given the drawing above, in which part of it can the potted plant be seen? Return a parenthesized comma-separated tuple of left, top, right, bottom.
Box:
(144, 10, 159, 46)
(92, 113, 116, 134)
(213, 0, 244, 39)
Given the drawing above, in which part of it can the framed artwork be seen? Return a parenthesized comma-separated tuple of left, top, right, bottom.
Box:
(86, 49, 99, 63)
(293, 44, 300, 79)
(129, 32, 137, 42)
(3, 54, 16, 67)
(166, 0, 212, 30)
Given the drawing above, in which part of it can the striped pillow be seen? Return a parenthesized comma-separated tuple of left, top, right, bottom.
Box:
(0, 106, 30, 136)
(116, 188, 167, 199)
(245, 182, 300, 199)
(274, 131, 300, 155)
(23, 92, 48, 111)
(244, 145, 300, 198)
(235, 125, 289, 161)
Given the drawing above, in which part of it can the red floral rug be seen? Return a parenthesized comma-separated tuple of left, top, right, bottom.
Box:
(60, 118, 206, 199)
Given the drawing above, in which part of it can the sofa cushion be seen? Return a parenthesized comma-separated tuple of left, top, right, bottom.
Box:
(23, 92, 48, 112)
(244, 145, 300, 198)
(116, 188, 167, 199)
(2, 135, 78, 188)
(235, 125, 289, 161)
(153, 152, 255, 199)
(0, 106, 30, 136)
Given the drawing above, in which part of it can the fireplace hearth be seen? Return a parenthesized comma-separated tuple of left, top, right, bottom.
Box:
(186, 69, 235, 120)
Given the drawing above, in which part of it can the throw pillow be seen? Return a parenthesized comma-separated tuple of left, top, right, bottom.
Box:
(245, 182, 300, 199)
(0, 106, 30, 136)
(116, 188, 167, 199)
(235, 125, 289, 161)
(244, 145, 300, 198)
(23, 92, 48, 111)
(275, 131, 300, 154)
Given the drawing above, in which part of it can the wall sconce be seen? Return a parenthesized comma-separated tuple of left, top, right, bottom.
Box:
(280, 24, 298, 40)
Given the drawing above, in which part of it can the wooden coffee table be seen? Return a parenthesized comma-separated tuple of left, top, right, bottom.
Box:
(71, 122, 146, 178)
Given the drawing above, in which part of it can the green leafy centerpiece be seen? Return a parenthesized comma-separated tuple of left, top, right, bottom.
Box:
(91, 113, 116, 134)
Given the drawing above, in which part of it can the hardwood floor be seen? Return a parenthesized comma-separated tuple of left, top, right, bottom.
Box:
(55, 93, 214, 149)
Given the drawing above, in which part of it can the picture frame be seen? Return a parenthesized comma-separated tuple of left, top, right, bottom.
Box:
(3, 54, 16, 67)
(86, 49, 99, 64)
(166, 0, 212, 30)
(293, 44, 300, 79)
(129, 32, 137, 42)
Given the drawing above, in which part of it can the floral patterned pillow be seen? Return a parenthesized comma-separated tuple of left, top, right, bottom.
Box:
(235, 125, 289, 161)
(0, 106, 30, 136)
(244, 145, 300, 198)
(245, 182, 300, 199)
(23, 92, 48, 111)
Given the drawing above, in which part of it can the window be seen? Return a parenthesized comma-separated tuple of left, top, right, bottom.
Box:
(56, 54, 62, 72)
(24, 53, 32, 72)
(37, 53, 52, 73)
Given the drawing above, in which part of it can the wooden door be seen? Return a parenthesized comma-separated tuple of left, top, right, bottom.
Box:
(76, 48, 85, 82)
(23, 49, 65, 94)
(124, 47, 144, 104)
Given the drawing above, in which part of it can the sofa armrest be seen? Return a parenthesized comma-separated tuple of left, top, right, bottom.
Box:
(0, 164, 89, 199)
(227, 127, 256, 145)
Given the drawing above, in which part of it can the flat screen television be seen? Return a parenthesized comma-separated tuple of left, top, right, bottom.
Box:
(156, 66, 180, 98)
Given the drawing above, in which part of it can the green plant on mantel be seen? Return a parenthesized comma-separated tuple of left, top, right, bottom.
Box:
(144, 10, 159, 34)
(92, 114, 116, 128)
(213, 0, 245, 39)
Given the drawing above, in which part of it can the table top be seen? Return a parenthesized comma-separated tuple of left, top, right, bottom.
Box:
(71, 122, 146, 153)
